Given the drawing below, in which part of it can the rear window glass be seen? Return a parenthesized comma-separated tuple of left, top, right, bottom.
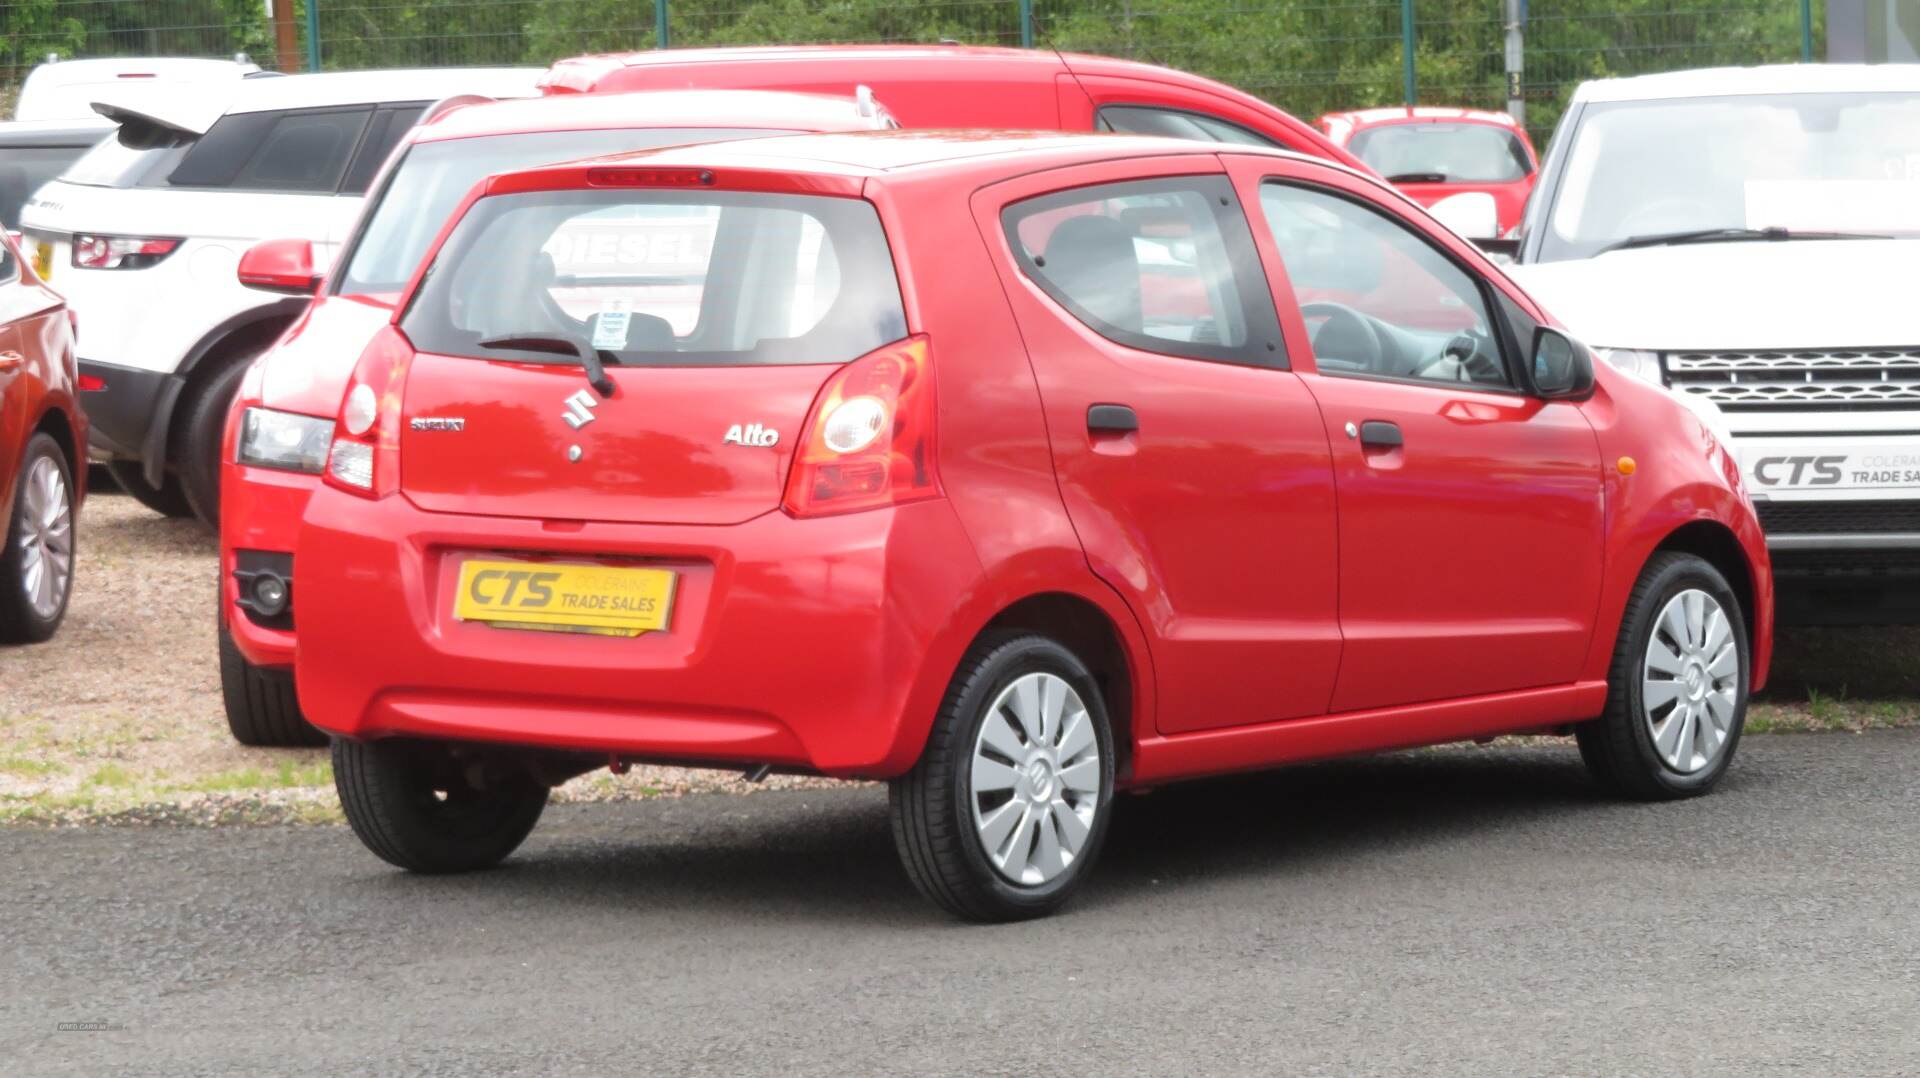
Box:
(1097, 106, 1277, 148)
(402, 188, 907, 369)
(1, 144, 97, 223)
(172, 107, 373, 191)
(338, 128, 790, 296)
(60, 122, 194, 188)
(339, 105, 426, 195)
(1348, 123, 1531, 183)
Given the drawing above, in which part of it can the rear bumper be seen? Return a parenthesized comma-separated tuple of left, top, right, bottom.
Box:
(77, 359, 178, 461)
(220, 459, 318, 669)
(293, 488, 984, 778)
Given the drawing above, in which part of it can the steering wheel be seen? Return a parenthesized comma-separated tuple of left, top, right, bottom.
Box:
(1413, 329, 1505, 384)
(1300, 301, 1387, 373)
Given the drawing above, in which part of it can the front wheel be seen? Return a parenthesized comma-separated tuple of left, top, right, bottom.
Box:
(333, 738, 549, 874)
(0, 433, 77, 644)
(890, 633, 1116, 921)
(1577, 552, 1749, 800)
(218, 624, 327, 747)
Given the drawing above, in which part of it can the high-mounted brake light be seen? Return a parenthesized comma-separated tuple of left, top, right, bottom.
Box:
(586, 167, 715, 188)
(783, 336, 938, 518)
(323, 326, 413, 499)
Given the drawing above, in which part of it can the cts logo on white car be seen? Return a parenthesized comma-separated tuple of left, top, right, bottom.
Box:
(723, 423, 779, 447)
(561, 390, 599, 430)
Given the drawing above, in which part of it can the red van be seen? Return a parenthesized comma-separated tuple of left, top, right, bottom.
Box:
(543, 44, 1369, 171)
(294, 131, 1773, 921)
(0, 226, 82, 644)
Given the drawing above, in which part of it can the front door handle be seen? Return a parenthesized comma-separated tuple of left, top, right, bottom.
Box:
(0, 351, 25, 372)
(1357, 420, 1402, 449)
(1087, 404, 1138, 435)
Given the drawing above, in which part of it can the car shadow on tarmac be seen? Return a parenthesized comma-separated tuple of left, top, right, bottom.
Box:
(333, 745, 1631, 925)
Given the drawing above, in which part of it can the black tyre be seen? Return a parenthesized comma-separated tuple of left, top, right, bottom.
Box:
(218, 623, 326, 747)
(104, 458, 193, 518)
(333, 737, 548, 874)
(0, 433, 77, 644)
(890, 633, 1117, 922)
(1577, 551, 1749, 800)
(177, 357, 253, 528)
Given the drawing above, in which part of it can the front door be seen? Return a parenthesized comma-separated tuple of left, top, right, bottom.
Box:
(976, 159, 1342, 733)
(1234, 158, 1605, 714)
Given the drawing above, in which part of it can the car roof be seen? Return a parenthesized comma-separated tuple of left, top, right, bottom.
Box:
(414, 89, 886, 143)
(1323, 106, 1521, 128)
(496, 129, 1332, 192)
(1575, 63, 1920, 103)
(15, 57, 260, 122)
(218, 68, 544, 115)
(543, 44, 1062, 89)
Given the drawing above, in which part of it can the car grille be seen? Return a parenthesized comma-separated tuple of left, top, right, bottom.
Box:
(1664, 348, 1920, 410)
(1756, 499, 1920, 535)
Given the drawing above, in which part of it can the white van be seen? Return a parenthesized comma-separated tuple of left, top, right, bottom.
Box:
(1507, 64, 1920, 624)
(19, 67, 540, 523)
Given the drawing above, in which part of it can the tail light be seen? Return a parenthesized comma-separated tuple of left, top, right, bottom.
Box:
(323, 326, 413, 499)
(72, 234, 181, 270)
(783, 335, 938, 517)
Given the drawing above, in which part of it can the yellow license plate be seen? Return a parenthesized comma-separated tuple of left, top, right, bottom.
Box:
(32, 241, 53, 281)
(453, 559, 675, 637)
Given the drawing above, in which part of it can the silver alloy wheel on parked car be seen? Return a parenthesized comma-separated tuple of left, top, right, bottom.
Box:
(16, 455, 72, 619)
(1642, 588, 1739, 774)
(969, 672, 1103, 887)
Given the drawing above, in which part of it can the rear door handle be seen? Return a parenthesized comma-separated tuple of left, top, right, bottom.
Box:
(1357, 420, 1402, 449)
(1087, 404, 1138, 435)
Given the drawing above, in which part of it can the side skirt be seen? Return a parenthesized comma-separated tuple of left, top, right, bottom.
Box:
(1128, 680, 1610, 785)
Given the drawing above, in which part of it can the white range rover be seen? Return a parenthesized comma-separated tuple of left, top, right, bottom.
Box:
(18, 67, 540, 525)
(1508, 64, 1920, 624)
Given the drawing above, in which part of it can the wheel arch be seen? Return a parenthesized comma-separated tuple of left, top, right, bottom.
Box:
(145, 298, 307, 486)
(1652, 518, 1758, 655)
(32, 404, 80, 478)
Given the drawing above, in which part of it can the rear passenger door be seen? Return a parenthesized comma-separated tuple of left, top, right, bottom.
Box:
(1228, 154, 1604, 714)
(975, 157, 1343, 734)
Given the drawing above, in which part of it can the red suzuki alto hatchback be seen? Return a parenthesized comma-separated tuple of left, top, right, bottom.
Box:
(295, 132, 1773, 921)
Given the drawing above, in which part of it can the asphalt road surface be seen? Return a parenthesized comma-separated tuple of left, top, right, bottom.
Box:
(7, 734, 1919, 1076)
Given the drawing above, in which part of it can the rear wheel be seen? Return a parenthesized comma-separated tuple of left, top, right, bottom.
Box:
(178, 358, 253, 528)
(105, 459, 193, 518)
(0, 434, 77, 644)
(1577, 552, 1748, 800)
(890, 633, 1116, 921)
(333, 738, 548, 874)
(218, 623, 326, 747)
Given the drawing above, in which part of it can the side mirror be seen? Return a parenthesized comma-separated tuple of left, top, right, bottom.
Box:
(1531, 327, 1595, 400)
(1426, 191, 1499, 240)
(237, 238, 320, 295)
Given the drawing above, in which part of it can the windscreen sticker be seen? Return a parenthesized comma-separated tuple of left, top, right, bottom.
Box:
(591, 300, 632, 351)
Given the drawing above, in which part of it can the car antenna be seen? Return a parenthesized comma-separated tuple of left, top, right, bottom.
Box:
(1037, 24, 1098, 126)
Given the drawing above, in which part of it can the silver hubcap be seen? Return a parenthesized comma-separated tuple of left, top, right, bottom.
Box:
(969, 672, 1102, 887)
(16, 455, 73, 621)
(1643, 589, 1739, 774)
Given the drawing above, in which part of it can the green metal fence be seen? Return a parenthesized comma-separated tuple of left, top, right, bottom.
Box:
(1, 0, 1823, 140)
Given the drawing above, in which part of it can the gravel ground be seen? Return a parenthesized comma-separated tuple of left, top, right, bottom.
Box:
(2, 486, 1917, 824)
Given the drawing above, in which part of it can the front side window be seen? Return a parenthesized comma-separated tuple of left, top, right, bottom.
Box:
(402, 188, 906, 369)
(337, 127, 791, 296)
(1262, 183, 1509, 388)
(1003, 175, 1279, 365)
(1541, 91, 1920, 262)
(1097, 106, 1277, 148)
(1347, 122, 1531, 184)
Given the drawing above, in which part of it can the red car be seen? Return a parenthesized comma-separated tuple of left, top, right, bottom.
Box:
(295, 132, 1772, 921)
(217, 89, 895, 746)
(544, 44, 1370, 172)
(0, 226, 83, 643)
(1318, 107, 1539, 236)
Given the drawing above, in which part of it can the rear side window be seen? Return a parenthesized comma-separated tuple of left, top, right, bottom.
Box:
(170, 107, 373, 192)
(1001, 175, 1282, 366)
(402, 188, 907, 368)
(1097, 106, 1277, 148)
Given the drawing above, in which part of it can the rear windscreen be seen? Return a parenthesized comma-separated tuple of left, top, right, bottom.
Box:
(337, 128, 790, 296)
(401, 188, 907, 368)
(60, 122, 195, 188)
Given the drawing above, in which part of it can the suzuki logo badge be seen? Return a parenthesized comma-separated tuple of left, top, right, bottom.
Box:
(561, 389, 599, 430)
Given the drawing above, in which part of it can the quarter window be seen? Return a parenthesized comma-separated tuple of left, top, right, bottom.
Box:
(1002, 176, 1281, 366)
(170, 107, 374, 192)
(1096, 106, 1277, 148)
(1261, 183, 1509, 388)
